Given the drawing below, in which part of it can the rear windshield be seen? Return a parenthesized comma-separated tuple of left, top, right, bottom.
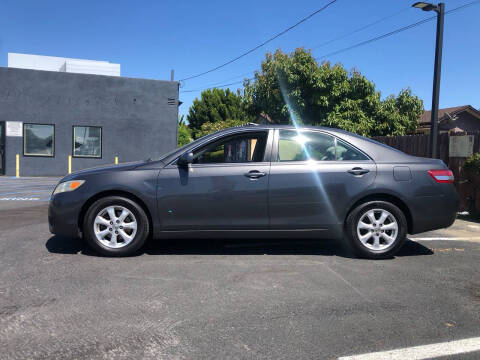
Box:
(334, 129, 406, 155)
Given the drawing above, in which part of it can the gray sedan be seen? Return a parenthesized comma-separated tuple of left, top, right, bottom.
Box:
(49, 125, 459, 259)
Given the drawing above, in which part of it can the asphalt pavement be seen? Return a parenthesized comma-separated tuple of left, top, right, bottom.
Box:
(0, 177, 479, 359)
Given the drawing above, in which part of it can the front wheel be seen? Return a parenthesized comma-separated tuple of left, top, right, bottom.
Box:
(83, 196, 150, 256)
(345, 201, 407, 259)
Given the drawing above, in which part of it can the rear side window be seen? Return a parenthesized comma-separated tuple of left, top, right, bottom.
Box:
(336, 139, 369, 161)
(278, 130, 368, 161)
(278, 130, 336, 161)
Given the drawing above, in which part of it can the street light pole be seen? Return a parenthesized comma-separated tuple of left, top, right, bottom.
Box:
(430, 3, 444, 158)
(412, 2, 445, 158)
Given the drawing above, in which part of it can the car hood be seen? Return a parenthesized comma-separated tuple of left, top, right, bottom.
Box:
(60, 160, 147, 182)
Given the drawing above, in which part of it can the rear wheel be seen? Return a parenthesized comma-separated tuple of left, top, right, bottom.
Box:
(83, 196, 149, 256)
(346, 201, 407, 259)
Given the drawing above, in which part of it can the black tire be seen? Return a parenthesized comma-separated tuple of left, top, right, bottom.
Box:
(345, 201, 407, 259)
(83, 196, 149, 257)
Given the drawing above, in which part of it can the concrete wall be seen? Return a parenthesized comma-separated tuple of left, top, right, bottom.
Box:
(8, 53, 121, 76)
(0, 67, 179, 176)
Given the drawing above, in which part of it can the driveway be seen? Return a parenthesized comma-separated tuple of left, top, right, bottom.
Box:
(0, 177, 479, 359)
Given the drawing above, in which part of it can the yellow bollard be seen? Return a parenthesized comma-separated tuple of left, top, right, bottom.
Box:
(16, 154, 19, 178)
(68, 155, 72, 174)
(115, 156, 118, 165)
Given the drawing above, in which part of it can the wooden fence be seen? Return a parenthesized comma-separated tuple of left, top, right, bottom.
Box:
(372, 131, 480, 212)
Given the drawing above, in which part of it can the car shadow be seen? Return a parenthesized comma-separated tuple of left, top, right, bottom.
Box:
(45, 235, 95, 256)
(45, 235, 433, 259)
(144, 237, 433, 259)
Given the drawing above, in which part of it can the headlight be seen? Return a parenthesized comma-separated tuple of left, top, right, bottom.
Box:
(53, 180, 85, 195)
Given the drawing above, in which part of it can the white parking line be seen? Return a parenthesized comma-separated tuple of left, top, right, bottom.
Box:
(338, 336, 480, 360)
(411, 237, 480, 241)
(0, 197, 41, 201)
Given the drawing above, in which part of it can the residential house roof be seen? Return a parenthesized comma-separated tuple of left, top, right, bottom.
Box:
(418, 105, 480, 125)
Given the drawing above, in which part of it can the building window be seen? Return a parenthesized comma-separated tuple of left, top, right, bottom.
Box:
(73, 126, 102, 158)
(23, 124, 55, 157)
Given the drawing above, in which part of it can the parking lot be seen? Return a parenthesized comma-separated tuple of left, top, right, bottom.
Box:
(0, 177, 479, 359)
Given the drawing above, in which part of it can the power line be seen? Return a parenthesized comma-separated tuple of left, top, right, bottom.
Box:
(180, 79, 251, 94)
(180, 71, 254, 92)
(311, 6, 410, 50)
(180, 0, 479, 94)
(179, 5, 417, 93)
(315, 0, 480, 60)
(316, 16, 437, 60)
(178, 0, 338, 82)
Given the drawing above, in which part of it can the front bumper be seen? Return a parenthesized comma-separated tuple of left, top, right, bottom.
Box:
(48, 193, 84, 238)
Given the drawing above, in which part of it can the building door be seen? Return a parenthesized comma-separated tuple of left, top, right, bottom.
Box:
(0, 122, 5, 175)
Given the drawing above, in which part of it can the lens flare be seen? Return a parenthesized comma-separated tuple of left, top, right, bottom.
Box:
(277, 76, 340, 226)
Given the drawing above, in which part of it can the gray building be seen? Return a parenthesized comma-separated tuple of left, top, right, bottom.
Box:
(0, 54, 179, 176)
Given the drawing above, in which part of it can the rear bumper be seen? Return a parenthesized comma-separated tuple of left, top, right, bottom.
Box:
(48, 193, 83, 238)
(409, 188, 460, 234)
(410, 210, 457, 234)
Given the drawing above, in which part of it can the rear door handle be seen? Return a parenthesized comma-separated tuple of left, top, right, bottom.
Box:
(348, 167, 370, 176)
(244, 170, 267, 179)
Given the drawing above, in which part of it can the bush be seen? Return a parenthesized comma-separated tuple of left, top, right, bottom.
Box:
(463, 153, 480, 176)
(463, 153, 480, 219)
(178, 123, 193, 147)
(195, 119, 248, 138)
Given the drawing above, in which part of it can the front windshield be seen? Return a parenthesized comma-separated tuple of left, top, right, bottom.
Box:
(153, 142, 190, 162)
(151, 131, 218, 162)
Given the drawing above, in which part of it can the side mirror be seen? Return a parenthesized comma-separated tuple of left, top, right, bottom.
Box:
(177, 152, 193, 167)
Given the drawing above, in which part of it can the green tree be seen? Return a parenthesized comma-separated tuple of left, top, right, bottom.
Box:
(177, 115, 193, 147)
(187, 88, 253, 135)
(195, 118, 248, 138)
(243, 48, 423, 136)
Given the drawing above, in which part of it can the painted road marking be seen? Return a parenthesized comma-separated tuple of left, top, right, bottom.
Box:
(0, 197, 47, 201)
(0, 190, 52, 196)
(411, 237, 480, 241)
(338, 336, 480, 360)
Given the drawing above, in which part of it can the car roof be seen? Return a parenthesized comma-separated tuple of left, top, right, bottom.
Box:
(211, 124, 415, 162)
(214, 123, 360, 136)
(159, 124, 416, 164)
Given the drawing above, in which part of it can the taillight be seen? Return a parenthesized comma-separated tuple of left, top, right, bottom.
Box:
(428, 169, 454, 183)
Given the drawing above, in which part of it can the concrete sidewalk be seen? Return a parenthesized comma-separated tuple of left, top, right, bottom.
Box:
(410, 218, 480, 243)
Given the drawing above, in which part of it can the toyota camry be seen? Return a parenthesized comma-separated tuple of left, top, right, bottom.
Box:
(49, 125, 459, 259)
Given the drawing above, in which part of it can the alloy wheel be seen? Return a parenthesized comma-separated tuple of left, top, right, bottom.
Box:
(356, 208, 398, 251)
(93, 205, 137, 249)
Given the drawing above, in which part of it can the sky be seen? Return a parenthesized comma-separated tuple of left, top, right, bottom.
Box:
(1, 0, 479, 120)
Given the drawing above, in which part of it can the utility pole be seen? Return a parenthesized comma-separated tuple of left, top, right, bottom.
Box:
(430, 3, 444, 158)
(412, 2, 445, 158)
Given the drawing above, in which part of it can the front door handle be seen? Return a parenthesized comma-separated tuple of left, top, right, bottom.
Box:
(348, 167, 370, 176)
(244, 170, 267, 179)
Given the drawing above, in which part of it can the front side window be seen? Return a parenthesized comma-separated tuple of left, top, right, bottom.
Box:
(24, 124, 54, 157)
(278, 130, 368, 161)
(192, 132, 268, 164)
(73, 126, 102, 158)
